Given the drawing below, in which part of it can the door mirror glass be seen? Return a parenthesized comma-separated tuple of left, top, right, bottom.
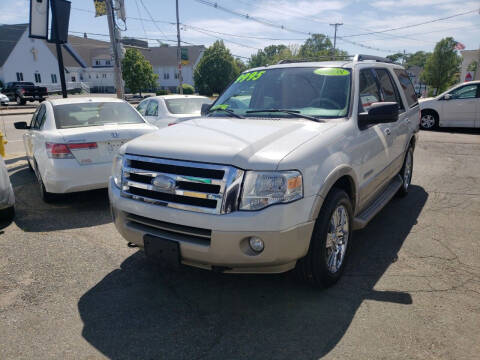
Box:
(201, 103, 211, 116)
(358, 102, 399, 129)
(14, 121, 29, 129)
(444, 93, 452, 100)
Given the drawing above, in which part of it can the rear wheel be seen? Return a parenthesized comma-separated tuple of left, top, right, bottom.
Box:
(15, 95, 25, 105)
(296, 188, 353, 287)
(420, 111, 438, 130)
(39, 175, 55, 203)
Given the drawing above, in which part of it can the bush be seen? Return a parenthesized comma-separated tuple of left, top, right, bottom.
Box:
(178, 83, 195, 94)
(156, 89, 169, 96)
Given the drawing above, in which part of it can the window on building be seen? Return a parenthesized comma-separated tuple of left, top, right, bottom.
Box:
(51, 74, 57, 83)
(16, 72, 24, 81)
(34, 73, 41, 83)
(174, 72, 179, 79)
(164, 73, 169, 80)
(96, 74, 99, 79)
(102, 74, 107, 78)
(106, 60, 111, 65)
(95, 60, 101, 66)
(71, 76, 76, 82)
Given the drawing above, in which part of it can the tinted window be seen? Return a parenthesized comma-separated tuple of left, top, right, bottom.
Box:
(34, 105, 46, 129)
(449, 84, 478, 99)
(165, 98, 211, 114)
(375, 68, 404, 111)
(146, 100, 159, 116)
(29, 107, 40, 128)
(394, 69, 418, 108)
(359, 69, 381, 112)
(52, 102, 145, 129)
(136, 100, 148, 115)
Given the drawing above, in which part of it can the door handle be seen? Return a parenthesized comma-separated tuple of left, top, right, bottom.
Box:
(384, 128, 391, 135)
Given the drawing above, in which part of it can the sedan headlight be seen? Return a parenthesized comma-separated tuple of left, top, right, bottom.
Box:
(239, 171, 303, 211)
(112, 154, 123, 188)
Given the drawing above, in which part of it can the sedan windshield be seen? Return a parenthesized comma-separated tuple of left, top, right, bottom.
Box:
(211, 67, 351, 119)
(165, 98, 211, 115)
(53, 102, 145, 129)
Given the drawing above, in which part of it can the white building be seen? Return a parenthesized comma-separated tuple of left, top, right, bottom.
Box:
(460, 49, 480, 83)
(0, 24, 205, 93)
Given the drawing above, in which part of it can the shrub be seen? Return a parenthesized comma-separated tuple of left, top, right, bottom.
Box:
(178, 83, 195, 94)
(156, 89, 169, 96)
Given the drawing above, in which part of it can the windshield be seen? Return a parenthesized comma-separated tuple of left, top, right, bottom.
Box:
(212, 67, 351, 119)
(165, 98, 211, 115)
(53, 102, 145, 129)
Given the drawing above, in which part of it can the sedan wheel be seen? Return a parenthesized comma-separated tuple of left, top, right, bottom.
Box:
(420, 113, 437, 130)
(325, 205, 349, 273)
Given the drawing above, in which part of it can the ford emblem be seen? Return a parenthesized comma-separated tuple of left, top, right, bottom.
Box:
(152, 175, 176, 192)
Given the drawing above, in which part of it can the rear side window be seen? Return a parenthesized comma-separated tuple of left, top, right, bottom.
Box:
(359, 69, 381, 112)
(374, 68, 404, 111)
(34, 105, 46, 129)
(394, 69, 418, 108)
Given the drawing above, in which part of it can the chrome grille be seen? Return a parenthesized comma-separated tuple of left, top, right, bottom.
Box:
(121, 154, 244, 214)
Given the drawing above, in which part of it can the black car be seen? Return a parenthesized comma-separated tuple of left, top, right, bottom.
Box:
(3, 82, 48, 105)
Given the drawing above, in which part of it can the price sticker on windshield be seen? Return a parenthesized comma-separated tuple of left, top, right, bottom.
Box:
(314, 68, 350, 76)
(235, 71, 266, 83)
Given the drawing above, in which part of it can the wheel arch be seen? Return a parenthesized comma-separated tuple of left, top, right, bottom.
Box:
(309, 165, 358, 221)
(421, 108, 439, 121)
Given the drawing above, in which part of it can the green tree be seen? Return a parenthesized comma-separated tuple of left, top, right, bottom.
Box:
(248, 45, 292, 67)
(235, 58, 247, 73)
(194, 41, 240, 96)
(421, 37, 461, 94)
(386, 53, 404, 63)
(122, 48, 158, 95)
(405, 51, 431, 68)
(298, 34, 348, 60)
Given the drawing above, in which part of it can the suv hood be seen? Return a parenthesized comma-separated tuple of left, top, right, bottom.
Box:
(124, 117, 336, 170)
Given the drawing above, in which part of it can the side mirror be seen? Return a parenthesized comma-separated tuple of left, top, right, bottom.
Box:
(14, 121, 29, 129)
(201, 103, 211, 116)
(443, 94, 452, 100)
(358, 102, 398, 129)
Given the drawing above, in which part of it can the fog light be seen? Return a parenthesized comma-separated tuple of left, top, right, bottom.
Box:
(249, 237, 264, 253)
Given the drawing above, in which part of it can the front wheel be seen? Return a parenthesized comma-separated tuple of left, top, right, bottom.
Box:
(296, 188, 353, 287)
(397, 146, 414, 197)
(420, 111, 438, 130)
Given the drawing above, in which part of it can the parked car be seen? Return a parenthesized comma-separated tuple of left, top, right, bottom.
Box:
(14, 98, 157, 202)
(3, 82, 48, 105)
(109, 55, 420, 287)
(0, 154, 15, 223)
(419, 80, 480, 129)
(136, 95, 212, 128)
(0, 93, 9, 105)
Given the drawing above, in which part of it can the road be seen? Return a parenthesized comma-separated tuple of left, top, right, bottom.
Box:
(1, 121, 480, 359)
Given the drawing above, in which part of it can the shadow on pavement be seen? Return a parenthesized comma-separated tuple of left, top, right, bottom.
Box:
(9, 167, 111, 232)
(78, 185, 428, 359)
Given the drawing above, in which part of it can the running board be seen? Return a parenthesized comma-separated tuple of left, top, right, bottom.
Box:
(353, 175, 402, 230)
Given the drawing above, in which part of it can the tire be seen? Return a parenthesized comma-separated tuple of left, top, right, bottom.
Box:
(15, 95, 26, 106)
(37, 170, 55, 203)
(296, 188, 353, 287)
(397, 146, 414, 197)
(420, 110, 438, 130)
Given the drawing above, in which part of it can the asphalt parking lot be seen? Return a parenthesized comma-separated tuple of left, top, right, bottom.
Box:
(1, 115, 479, 359)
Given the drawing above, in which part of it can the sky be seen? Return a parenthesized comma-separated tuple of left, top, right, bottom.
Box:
(1, 0, 479, 60)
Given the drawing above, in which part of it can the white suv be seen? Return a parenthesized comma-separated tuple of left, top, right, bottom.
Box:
(109, 55, 420, 287)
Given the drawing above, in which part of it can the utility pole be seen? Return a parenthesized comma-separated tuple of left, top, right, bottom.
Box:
(176, 0, 183, 94)
(106, 0, 124, 99)
(50, 0, 68, 98)
(330, 22, 343, 54)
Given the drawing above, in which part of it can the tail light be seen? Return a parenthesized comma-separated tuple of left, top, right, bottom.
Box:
(46, 142, 97, 159)
(21, 88, 25, 94)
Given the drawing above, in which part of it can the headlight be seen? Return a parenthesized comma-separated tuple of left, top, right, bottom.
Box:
(112, 154, 123, 188)
(239, 171, 303, 211)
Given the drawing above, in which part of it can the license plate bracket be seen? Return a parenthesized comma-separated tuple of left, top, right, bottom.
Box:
(143, 235, 180, 269)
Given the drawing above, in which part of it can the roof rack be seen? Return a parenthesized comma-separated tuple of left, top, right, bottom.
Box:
(353, 54, 393, 63)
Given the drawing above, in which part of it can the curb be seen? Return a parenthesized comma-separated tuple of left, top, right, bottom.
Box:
(0, 112, 34, 117)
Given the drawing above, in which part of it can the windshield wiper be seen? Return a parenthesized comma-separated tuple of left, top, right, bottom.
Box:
(207, 107, 244, 119)
(245, 109, 323, 122)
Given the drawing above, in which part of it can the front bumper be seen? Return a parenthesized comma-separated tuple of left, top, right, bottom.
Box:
(109, 178, 316, 273)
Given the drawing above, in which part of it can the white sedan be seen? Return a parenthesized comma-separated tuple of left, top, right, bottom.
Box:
(0, 93, 9, 105)
(136, 95, 212, 128)
(419, 80, 480, 129)
(14, 98, 157, 202)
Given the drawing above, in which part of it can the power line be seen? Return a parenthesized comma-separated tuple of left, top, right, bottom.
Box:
(133, 0, 148, 41)
(342, 8, 480, 37)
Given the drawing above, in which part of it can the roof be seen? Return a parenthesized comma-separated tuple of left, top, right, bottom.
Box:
(140, 45, 205, 67)
(48, 97, 125, 106)
(0, 24, 28, 67)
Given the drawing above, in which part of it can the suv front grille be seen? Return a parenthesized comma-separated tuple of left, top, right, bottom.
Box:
(121, 154, 244, 214)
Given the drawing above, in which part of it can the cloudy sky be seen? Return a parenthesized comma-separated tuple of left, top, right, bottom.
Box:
(1, 0, 479, 59)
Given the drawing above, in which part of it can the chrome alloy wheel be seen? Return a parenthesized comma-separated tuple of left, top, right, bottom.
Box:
(403, 149, 413, 191)
(420, 114, 435, 129)
(325, 205, 349, 273)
